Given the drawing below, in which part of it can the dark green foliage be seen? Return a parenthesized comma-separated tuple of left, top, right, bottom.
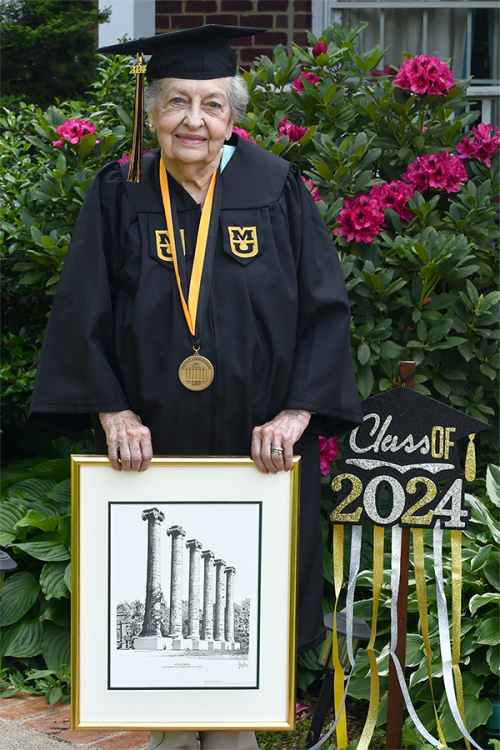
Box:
(239, 24, 499, 465)
(1, 51, 149, 459)
(0, 0, 110, 108)
(0, 436, 93, 703)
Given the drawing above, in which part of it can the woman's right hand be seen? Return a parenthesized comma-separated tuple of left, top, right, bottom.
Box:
(99, 410, 153, 472)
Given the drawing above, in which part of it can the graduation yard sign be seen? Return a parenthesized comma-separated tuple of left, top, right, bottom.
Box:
(323, 369, 489, 750)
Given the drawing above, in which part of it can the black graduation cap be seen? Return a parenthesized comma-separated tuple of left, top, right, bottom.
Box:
(339, 387, 489, 482)
(97, 25, 266, 182)
(327, 388, 489, 529)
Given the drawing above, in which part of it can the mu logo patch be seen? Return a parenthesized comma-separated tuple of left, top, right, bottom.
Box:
(155, 229, 185, 262)
(227, 226, 259, 258)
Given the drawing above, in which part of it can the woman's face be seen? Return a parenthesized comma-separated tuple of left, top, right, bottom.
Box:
(151, 77, 233, 168)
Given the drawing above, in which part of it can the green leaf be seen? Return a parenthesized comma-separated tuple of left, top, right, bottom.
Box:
(39, 562, 70, 600)
(63, 562, 71, 593)
(405, 633, 423, 667)
(75, 133, 97, 159)
(0, 501, 26, 538)
(14, 509, 62, 533)
(486, 465, 500, 508)
(487, 645, 500, 676)
(470, 544, 492, 572)
(48, 479, 71, 506)
(15, 532, 71, 562)
(357, 363, 374, 399)
(2, 618, 44, 658)
(357, 342, 371, 365)
(42, 622, 71, 670)
(439, 694, 491, 741)
(475, 617, 500, 646)
(8, 478, 56, 502)
(0, 573, 41, 627)
(469, 593, 500, 616)
(378, 340, 406, 359)
(32, 459, 70, 482)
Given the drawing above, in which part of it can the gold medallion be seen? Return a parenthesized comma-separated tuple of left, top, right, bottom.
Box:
(178, 355, 214, 391)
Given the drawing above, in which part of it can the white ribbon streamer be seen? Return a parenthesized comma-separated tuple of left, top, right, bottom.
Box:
(434, 521, 483, 750)
(307, 526, 363, 750)
(389, 525, 446, 749)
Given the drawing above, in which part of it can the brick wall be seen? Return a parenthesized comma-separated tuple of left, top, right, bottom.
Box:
(155, 0, 312, 68)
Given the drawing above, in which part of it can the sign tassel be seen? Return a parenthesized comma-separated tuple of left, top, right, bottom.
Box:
(465, 435, 476, 482)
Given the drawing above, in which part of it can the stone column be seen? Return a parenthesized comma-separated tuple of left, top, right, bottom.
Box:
(224, 566, 236, 643)
(214, 559, 226, 641)
(201, 550, 215, 640)
(186, 539, 203, 639)
(139, 508, 165, 637)
(167, 525, 186, 638)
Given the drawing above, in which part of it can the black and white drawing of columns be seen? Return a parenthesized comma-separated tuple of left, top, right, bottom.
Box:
(214, 558, 227, 641)
(224, 566, 236, 643)
(139, 508, 165, 637)
(167, 525, 186, 638)
(201, 550, 215, 640)
(186, 539, 203, 639)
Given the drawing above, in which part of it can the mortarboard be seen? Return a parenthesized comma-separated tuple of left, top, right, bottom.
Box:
(341, 387, 489, 481)
(328, 388, 489, 529)
(97, 25, 266, 182)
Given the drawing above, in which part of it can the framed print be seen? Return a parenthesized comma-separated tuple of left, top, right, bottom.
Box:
(71, 456, 300, 731)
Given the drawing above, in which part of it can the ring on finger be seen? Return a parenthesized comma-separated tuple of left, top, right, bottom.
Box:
(271, 448, 284, 456)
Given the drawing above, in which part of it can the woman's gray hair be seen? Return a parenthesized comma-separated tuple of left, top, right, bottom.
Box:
(144, 75, 249, 124)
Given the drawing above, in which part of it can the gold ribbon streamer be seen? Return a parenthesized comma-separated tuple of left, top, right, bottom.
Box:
(451, 529, 470, 750)
(332, 524, 348, 749)
(357, 525, 385, 750)
(413, 529, 447, 747)
(159, 161, 217, 337)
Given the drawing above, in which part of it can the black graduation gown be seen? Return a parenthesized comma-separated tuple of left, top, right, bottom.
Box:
(29, 135, 363, 653)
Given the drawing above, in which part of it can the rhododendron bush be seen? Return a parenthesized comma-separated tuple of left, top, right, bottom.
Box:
(237, 23, 498, 465)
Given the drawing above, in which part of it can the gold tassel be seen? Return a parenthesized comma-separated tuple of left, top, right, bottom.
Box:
(127, 53, 147, 183)
(464, 434, 476, 482)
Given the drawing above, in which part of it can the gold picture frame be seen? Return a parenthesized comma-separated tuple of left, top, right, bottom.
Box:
(71, 456, 300, 731)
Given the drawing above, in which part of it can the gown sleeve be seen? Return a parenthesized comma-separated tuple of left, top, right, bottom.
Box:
(281, 164, 363, 437)
(28, 162, 132, 434)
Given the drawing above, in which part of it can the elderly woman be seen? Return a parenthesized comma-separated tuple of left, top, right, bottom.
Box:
(29, 24, 362, 750)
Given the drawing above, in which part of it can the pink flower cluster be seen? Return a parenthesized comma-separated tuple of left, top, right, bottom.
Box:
(319, 436, 338, 475)
(232, 126, 258, 144)
(334, 194, 385, 243)
(302, 176, 322, 202)
(312, 41, 328, 58)
(456, 123, 500, 169)
(370, 180, 414, 222)
(291, 71, 322, 93)
(334, 180, 416, 243)
(403, 152, 467, 193)
(277, 116, 309, 142)
(118, 148, 151, 164)
(395, 55, 455, 96)
(52, 118, 98, 148)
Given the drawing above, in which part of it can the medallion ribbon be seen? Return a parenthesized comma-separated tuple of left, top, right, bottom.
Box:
(159, 160, 220, 346)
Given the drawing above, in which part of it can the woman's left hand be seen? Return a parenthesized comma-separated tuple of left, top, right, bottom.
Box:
(251, 409, 311, 474)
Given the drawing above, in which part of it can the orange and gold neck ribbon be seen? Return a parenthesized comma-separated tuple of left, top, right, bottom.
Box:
(332, 524, 348, 749)
(451, 529, 470, 750)
(413, 528, 447, 747)
(159, 160, 217, 339)
(357, 524, 385, 750)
